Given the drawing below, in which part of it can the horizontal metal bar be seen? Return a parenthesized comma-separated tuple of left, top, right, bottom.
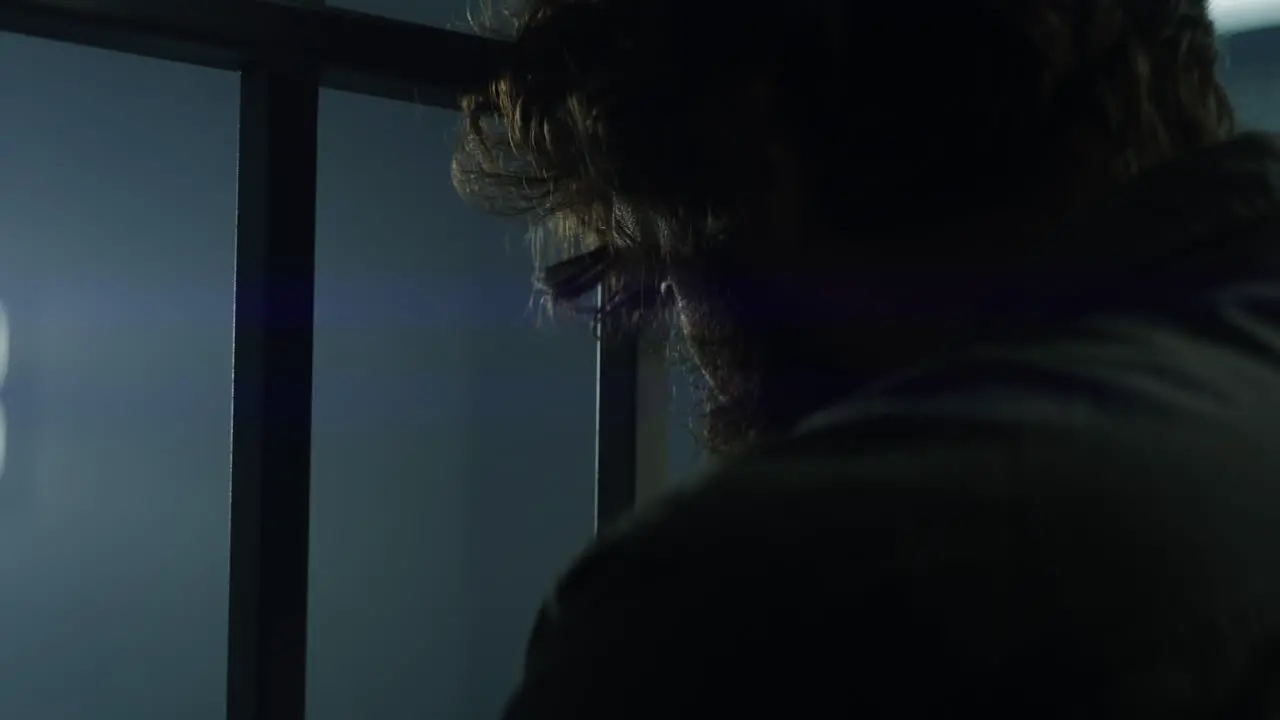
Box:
(1221, 25, 1280, 66)
(0, 0, 507, 107)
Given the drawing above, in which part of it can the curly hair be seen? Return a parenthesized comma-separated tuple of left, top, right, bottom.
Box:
(454, 0, 1232, 316)
(451, 0, 1236, 452)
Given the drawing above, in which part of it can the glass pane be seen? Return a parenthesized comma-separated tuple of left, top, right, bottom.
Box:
(309, 91, 596, 720)
(1212, 1, 1280, 35)
(0, 35, 238, 719)
(1220, 28, 1280, 130)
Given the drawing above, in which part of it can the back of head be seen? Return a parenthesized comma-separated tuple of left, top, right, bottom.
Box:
(452, 0, 1236, 452)
(453, 6, 1280, 716)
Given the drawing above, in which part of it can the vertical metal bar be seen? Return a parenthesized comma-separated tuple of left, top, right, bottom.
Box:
(595, 295, 674, 529)
(226, 64, 319, 720)
(633, 322, 670, 507)
(594, 287, 639, 530)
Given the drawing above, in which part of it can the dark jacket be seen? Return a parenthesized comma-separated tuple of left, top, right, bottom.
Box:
(503, 133, 1280, 719)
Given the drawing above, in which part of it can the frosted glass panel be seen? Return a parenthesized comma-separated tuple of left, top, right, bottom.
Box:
(0, 35, 238, 720)
(309, 90, 596, 720)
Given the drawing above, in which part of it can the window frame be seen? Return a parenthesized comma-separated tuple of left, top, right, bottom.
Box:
(0, 2, 664, 719)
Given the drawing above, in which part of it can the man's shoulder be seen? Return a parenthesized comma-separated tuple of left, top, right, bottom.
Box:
(591, 307, 1280, 569)
(508, 309, 1280, 718)
(581, 387, 1268, 586)
(511, 383, 1280, 719)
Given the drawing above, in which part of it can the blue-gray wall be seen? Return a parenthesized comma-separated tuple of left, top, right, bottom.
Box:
(0, 28, 596, 720)
(308, 89, 595, 720)
(0, 35, 239, 720)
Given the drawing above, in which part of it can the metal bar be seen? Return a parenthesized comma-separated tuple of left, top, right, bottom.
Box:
(594, 288, 639, 530)
(225, 64, 320, 720)
(633, 323, 670, 507)
(0, 0, 506, 108)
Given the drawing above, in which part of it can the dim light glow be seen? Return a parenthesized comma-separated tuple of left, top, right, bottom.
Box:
(1211, 0, 1280, 33)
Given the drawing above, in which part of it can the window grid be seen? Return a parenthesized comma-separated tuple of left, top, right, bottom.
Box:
(0, 2, 651, 719)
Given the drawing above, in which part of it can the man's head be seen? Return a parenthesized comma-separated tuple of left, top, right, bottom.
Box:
(452, 0, 1235, 456)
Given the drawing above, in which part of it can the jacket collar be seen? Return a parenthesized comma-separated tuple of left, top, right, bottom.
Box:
(797, 133, 1280, 436)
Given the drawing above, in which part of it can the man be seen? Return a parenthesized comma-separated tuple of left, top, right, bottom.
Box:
(454, 1, 1280, 717)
